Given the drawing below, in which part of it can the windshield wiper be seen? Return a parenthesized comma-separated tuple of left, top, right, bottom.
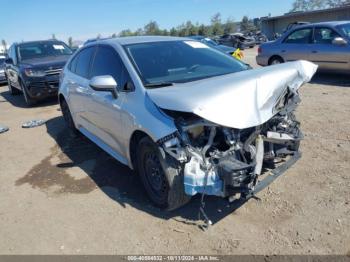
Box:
(144, 82, 174, 88)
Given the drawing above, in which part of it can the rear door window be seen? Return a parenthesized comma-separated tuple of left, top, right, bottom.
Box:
(284, 28, 313, 44)
(74, 47, 95, 79)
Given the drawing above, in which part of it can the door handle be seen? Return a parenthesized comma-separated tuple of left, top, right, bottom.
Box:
(281, 50, 286, 53)
(312, 50, 318, 53)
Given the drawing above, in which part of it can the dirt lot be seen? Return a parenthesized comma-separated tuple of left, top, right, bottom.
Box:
(0, 47, 349, 255)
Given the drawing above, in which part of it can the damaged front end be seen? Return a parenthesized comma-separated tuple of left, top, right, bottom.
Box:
(158, 90, 303, 200)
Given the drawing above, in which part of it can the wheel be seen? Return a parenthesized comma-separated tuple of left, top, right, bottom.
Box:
(60, 98, 79, 136)
(7, 77, 20, 95)
(137, 136, 191, 210)
(269, 56, 284, 65)
(20, 80, 35, 106)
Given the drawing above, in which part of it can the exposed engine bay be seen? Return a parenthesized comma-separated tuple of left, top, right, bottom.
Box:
(158, 88, 303, 199)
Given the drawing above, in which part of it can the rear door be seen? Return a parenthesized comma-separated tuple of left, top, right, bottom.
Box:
(66, 46, 96, 127)
(280, 27, 313, 62)
(309, 27, 350, 71)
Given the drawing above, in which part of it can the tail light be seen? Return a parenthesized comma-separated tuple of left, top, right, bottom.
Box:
(258, 46, 262, 54)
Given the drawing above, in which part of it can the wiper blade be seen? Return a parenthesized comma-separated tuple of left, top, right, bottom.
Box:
(144, 82, 174, 88)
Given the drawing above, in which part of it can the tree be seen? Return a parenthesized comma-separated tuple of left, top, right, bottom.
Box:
(290, 0, 350, 11)
(96, 34, 101, 39)
(169, 27, 178, 36)
(198, 24, 210, 36)
(111, 33, 117, 38)
(1, 40, 7, 54)
(240, 16, 256, 33)
(52, 34, 56, 40)
(144, 20, 161, 35)
(68, 37, 73, 47)
(119, 29, 134, 37)
(223, 18, 236, 34)
(210, 13, 224, 36)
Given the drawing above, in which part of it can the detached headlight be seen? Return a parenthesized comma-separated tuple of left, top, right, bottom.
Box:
(24, 68, 46, 77)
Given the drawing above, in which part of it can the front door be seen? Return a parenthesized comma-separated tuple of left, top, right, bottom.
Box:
(309, 27, 350, 71)
(280, 27, 313, 62)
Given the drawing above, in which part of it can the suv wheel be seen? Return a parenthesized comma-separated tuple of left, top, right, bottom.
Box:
(137, 136, 191, 210)
(7, 78, 20, 95)
(60, 98, 79, 136)
(20, 81, 35, 106)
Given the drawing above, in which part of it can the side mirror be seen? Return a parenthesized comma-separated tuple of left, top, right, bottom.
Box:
(5, 58, 13, 64)
(89, 75, 118, 98)
(332, 37, 347, 46)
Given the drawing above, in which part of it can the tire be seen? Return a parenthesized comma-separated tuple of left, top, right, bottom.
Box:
(137, 136, 191, 210)
(7, 78, 20, 95)
(60, 98, 79, 136)
(20, 80, 36, 106)
(269, 56, 284, 65)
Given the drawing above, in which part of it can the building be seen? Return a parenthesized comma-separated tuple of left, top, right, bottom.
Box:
(261, 5, 350, 40)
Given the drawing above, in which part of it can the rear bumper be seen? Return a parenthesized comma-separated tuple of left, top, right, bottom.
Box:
(256, 55, 269, 66)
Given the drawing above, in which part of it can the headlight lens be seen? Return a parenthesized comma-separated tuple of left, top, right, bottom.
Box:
(0, 69, 4, 74)
(24, 68, 46, 77)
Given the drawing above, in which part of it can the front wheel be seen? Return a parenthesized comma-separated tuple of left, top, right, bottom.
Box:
(137, 136, 190, 210)
(60, 98, 79, 136)
(20, 81, 35, 106)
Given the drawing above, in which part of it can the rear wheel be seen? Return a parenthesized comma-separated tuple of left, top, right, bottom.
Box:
(137, 136, 190, 210)
(269, 56, 284, 65)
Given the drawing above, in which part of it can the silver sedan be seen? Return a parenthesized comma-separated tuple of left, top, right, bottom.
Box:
(257, 21, 350, 73)
(59, 36, 316, 211)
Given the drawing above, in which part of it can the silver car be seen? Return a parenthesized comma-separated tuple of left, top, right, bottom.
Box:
(257, 21, 350, 73)
(59, 36, 316, 212)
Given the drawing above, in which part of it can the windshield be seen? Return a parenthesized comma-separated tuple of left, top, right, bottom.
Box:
(124, 40, 248, 87)
(336, 23, 350, 39)
(18, 42, 72, 60)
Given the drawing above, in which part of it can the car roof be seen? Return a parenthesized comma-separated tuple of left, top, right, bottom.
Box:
(89, 36, 191, 46)
(293, 20, 350, 29)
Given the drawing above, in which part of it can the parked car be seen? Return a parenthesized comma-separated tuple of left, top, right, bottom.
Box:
(59, 36, 316, 211)
(257, 21, 350, 73)
(188, 35, 237, 55)
(0, 55, 6, 84)
(218, 33, 256, 49)
(5, 40, 73, 105)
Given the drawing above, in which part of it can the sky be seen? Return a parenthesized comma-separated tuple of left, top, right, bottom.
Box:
(0, 0, 294, 44)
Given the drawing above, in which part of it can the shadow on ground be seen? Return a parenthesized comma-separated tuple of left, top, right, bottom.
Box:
(310, 72, 350, 87)
(0, 88, 58, 108)
(16, 116, 253, 227)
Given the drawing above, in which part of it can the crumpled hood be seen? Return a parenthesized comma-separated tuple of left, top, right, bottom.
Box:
(147, 60, 317, 129)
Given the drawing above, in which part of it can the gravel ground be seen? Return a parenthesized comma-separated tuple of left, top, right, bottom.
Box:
(0, 47, 349, 255)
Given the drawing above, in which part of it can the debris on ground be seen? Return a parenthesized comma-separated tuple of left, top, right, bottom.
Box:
(22, 119, 46, 128)
(0, 124, 9, 134)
